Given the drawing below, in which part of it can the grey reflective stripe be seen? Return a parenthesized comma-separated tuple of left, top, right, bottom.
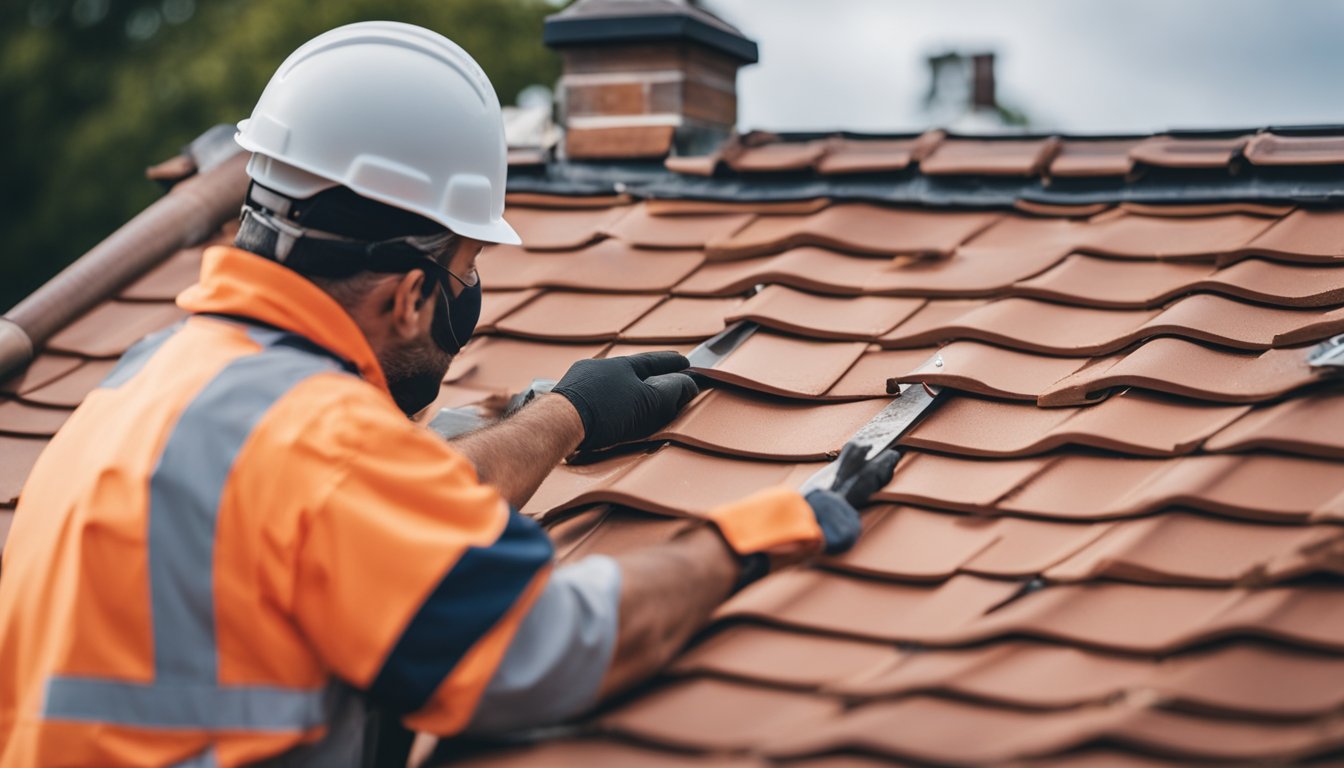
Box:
(149, 345, 334, 680)
(100, 321, 185, 389)
(466, 555, 621, 735)
(43, 677, 331, 731)
(44, 333, 345, 731)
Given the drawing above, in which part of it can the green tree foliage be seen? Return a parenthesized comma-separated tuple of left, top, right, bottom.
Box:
(0, 0, 561, 311)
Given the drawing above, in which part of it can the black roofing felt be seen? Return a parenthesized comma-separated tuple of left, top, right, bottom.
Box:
(507, 157, 1344, 207)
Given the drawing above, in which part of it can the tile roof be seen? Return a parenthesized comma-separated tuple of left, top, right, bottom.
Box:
(5, 127, 1344, 765)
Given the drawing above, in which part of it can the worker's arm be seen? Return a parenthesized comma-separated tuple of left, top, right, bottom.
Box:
(447, 394, 582, 509)
(464, 446, 901, 735)
(448, 351, 698, 508)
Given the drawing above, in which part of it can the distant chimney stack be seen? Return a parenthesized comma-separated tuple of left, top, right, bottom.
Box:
(543, 0, 758, 160)
(971, 53, 996, 111)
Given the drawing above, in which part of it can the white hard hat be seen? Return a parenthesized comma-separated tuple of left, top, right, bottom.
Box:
(235, 21, 520, 245)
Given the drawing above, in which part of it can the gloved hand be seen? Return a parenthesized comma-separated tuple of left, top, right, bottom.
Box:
(553, 351, 700, 451)
(804, 442, 903, 555)
(713, 442, 902, 591)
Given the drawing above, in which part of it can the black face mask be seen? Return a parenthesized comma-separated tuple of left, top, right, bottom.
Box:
(387, 278, 481, 417)
(430, 279, 481, 355)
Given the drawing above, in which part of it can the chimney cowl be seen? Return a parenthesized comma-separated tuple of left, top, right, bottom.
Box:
(544, 0, 759, 63)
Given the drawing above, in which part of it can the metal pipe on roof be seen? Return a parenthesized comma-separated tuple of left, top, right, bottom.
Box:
(0, 150, 248, 382)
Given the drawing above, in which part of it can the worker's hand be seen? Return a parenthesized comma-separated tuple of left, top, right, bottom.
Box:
(801, 443, 901, 556)
(553, 351, 700, 451)
(830, 442, 902, 513)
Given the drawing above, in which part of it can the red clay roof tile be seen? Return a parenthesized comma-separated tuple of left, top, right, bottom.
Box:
(602, 204, 754, 248)
(692, 332, 870, 399)
(893, 341, 1091, 400)
(653, 389, 889, 460)
(1073, 211, 1275, 260)
(1129, 134, 1250, 169)
(1049, 138, 1142, 177)
(443, 337, 606, 394)
(919, 137, 1061, 176)
(492, 292, 664, 341)
(601, 677, 842, 753)
(0, 435, 47, 506)
(998, 453, 1344, 523)
(1012, 255, 1216, 308)
(475, 288, 541, 334)
(1245, 132, 1344, 166)
(705, 205, 999, 260)
(1202, 390, 1344, 459)
(0, 354, 83, 396)
(1238, 207, 1344, 262)
(726, 138, 831, 173)
(617, 296, 740, 342)
(17, 359, 117, 408)
(0, 399, 72, 438)
(815, 136, 933, 175)
(118, 245, 207, 302)
(45, 301, 185, 359)
(727, 286, 924, 340)
(479, 240, 705, 293)
(901, 390, 1248, 457)
(503, 204, 628, 250)
(1039, 339, 1320, 405)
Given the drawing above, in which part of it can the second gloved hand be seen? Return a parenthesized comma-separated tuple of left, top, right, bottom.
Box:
(553, 351, 700, 451)
(803, 442, 903, 555)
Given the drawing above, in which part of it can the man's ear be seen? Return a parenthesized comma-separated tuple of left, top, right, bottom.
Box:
(389, 269, 432, 340)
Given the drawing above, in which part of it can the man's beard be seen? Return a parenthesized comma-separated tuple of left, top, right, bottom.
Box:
(380, 333, 453, 418)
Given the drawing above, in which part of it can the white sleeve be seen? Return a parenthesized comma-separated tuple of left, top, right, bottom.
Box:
(465, 555, 621, 734)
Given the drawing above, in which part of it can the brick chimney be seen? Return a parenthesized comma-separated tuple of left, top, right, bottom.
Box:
(543, 0, 758, 160)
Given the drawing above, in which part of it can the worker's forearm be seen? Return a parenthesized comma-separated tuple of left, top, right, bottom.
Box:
(599, 525, 740, 697)
(449, 394, 583, 508)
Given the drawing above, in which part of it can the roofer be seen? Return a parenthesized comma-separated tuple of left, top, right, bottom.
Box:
(0, 22, 899, 767)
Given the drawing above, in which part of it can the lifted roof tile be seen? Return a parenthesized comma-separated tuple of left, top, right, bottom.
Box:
(893, 341, 1091, 401)
(654, 389, 889, 460)
(692, 332, 870, 399)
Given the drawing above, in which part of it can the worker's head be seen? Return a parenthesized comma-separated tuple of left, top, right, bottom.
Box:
(232, 21, 518, 416)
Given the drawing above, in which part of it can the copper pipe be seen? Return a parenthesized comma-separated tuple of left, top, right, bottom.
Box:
(1, 151, 249, 381)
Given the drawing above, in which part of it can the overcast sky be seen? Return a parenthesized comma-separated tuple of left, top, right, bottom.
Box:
(702, 0, 1344, 134)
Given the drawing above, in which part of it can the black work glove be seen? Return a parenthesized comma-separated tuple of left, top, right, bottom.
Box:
(553, 351, 700, 451)
(805, 443, 902, 555)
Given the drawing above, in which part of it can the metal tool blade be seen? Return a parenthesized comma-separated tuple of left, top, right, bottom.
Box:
(798, 379, 945, 494)
(686, 320, 759, 370)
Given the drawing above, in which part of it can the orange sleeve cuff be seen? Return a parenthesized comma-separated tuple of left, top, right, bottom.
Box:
(705, 486, 823, 556)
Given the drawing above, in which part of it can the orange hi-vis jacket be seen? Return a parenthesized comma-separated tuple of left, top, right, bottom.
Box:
(0, 247, 558, 766)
